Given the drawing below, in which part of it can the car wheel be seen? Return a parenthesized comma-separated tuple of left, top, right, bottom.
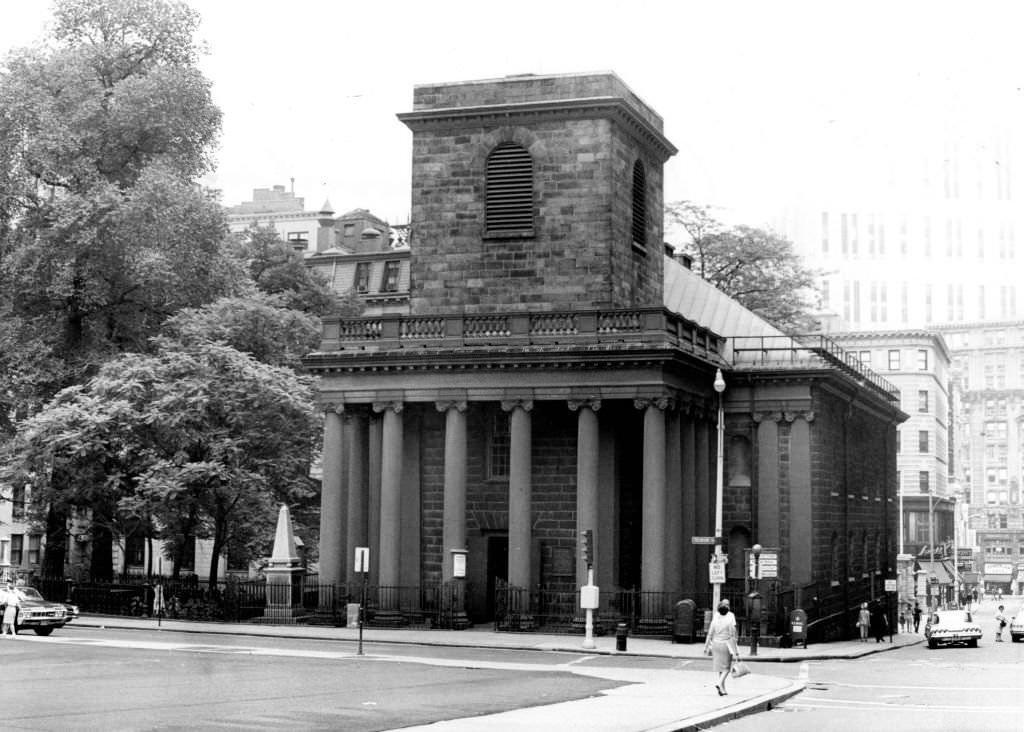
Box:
(33, 627, 53, 636)
(927, 638, 937, 649)
(968, 638, 978, 648)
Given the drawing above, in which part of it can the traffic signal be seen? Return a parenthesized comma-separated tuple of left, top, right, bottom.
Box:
(581, 529, 594, 567)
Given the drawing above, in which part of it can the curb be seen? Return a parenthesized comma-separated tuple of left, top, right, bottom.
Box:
(71, 616, 922, 661)
(646, 681, 807, 732)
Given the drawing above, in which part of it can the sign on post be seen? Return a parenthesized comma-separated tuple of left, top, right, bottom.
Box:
(709, 558, 726, 584)
(354, 546, 370, 573)
(884, 579, 897, 593)
(747, 547, 779, 579)
(691, 536, 717, 545)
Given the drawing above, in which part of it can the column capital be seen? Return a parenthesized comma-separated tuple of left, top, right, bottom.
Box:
(435, 400, 468, 413)
(373, 400, 404, 415)
(634, 396, 672, 411)
(753, 411, 783, 424)
(783, 410, 816, 423)
(501, 399, 534, 413)
(322, 402, 345, 415)
(567, 398, 602, 412)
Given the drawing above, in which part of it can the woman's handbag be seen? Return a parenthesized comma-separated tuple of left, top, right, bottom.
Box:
(731, 660, 751, 678)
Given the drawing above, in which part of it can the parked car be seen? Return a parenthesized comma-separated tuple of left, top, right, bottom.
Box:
(924, 609, 982, 648)
(1010, 609, 1024, 643)
(6, 587, 76, 636)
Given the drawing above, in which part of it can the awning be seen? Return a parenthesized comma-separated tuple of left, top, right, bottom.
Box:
(918, 560, 955, 584)
(984, 573, 1013, 582)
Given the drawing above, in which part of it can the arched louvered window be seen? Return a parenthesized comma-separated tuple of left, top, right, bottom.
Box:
(485, 142, 533, 235)
(631, 160, 647, 250)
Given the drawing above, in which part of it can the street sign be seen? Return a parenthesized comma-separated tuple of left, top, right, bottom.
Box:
(354, 546, 369, 573)
(691, 536, 717, 545)
(884, 579, 897, 592)
(709, 559, 726, 584)
(748, 549, 779, 579)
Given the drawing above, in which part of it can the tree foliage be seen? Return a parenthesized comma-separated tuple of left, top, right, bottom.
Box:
(4, 331, 320, 584)
(666, 200, 821, 334)
(0, 0, 238, 428)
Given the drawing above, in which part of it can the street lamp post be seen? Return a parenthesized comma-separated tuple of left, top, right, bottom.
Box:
(750, 543, 762, 657)
(928, 486, 935, 611)
(712, 369, 726, 610)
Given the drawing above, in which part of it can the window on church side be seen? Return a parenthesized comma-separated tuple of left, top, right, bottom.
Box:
(487, 412, 510, 480)
(631, 160, 647, 252)
(485, 142, 533, 236)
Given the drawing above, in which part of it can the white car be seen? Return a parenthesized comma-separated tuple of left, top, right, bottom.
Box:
(924, 610, 982, 649)
(1010, 609, 1024, 643)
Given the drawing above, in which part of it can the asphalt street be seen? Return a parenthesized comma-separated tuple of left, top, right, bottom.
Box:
(714, 597, 1024, 732)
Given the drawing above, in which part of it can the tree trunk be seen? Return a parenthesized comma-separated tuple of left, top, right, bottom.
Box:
(43, 505, 68, 577)
(90, 524, 114, 581)
(207, 514, 227, 588)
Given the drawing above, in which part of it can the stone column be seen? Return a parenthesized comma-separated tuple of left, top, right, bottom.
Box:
(571, 399, 601, 588)
(665, 407, 683, 597)
(680, 415, 698, 597)
(694, 414, 712, 593)
(439, 400, 470, 629)
(638, 398, 668, 595)
(374, 401, 404, 624)
(345, 411, 368, 582)
(318, 406, 346, 591)
(755, 412, 781, 548)
(505, 400, 533, 590)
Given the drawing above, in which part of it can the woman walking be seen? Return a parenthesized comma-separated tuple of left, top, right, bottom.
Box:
(857, 602, 870, 642)
(1, 581, 18, 637)
(703, 599, 740, 696)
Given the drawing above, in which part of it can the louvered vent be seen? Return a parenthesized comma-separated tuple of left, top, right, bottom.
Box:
(631, 160, 647, 247)
(486, 143, 533, 233)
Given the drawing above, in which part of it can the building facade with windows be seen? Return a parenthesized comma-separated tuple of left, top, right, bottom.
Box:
(939, 320, 1024, 595)
(304, 72, 905, 639)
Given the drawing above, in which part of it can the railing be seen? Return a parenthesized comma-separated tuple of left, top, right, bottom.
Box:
(731, 334, 900, 402)
(316, 306, 725, 362)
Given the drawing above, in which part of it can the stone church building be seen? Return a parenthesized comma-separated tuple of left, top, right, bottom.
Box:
(304, 72, 906, 639)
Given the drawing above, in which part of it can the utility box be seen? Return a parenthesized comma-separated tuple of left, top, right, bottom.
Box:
(672, 599, 697, 644)
(790, 608, 807, 648)
(580, 584, 600, 610)
(347, 602, 360, 628)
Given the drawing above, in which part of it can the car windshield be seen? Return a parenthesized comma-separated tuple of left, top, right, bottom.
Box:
(935, 611, 970, 624)
(15, 588, 44, 600)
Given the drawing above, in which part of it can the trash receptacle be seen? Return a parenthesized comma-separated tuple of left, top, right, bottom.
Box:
(672, 599, 697, 644)
(615, 622, 628, 652)
(790, 608, 807, 648)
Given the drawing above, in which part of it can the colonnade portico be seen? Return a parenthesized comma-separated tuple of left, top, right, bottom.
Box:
(316, 391, 718, 621)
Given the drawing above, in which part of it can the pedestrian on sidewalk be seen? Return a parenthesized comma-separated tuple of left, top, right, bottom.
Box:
(898, 606, 907, 634)
(995, 605, 1006, 642)
(1, 581, 18, 637)
(912, 601, 922, 633)
(857, 602, 870, 642)
(703, 599, 740, 697)
(869, 601, 888, 643)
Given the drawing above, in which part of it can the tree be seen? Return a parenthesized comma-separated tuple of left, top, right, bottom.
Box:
(225, 226, 342, 317)
(0, 0, 239, 428)
(4, 335, 319, 585)
(666, 200, 821, 333)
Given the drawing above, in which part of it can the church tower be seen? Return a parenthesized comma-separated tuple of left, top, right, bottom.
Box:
(398, 72, 678, 314)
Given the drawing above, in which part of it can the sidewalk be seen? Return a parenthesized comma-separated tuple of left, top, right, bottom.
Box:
(70, 614, 922, 732)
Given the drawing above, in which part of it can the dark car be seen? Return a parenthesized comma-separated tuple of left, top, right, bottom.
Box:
(5, 587, 77, 636)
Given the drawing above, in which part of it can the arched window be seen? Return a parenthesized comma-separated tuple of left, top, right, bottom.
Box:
(631, 160, 647, 250)
(485, 142, 533, 235)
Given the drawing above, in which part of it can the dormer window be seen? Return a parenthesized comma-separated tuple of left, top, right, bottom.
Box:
(485, 142, 533, 237)
(354, 262, 371, 293)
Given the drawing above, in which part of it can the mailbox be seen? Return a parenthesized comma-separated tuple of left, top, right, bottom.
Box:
(790, 608, 808, 648)
(672, 599, 697, 644)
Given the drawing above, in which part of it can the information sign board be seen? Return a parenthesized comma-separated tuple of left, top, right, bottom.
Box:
(709, 558, 726, 584)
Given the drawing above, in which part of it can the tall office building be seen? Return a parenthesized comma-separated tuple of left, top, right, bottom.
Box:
(774, 118, 1024, 596)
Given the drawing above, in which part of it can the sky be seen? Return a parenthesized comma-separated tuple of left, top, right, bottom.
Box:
(4, 0, 1024, 235)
